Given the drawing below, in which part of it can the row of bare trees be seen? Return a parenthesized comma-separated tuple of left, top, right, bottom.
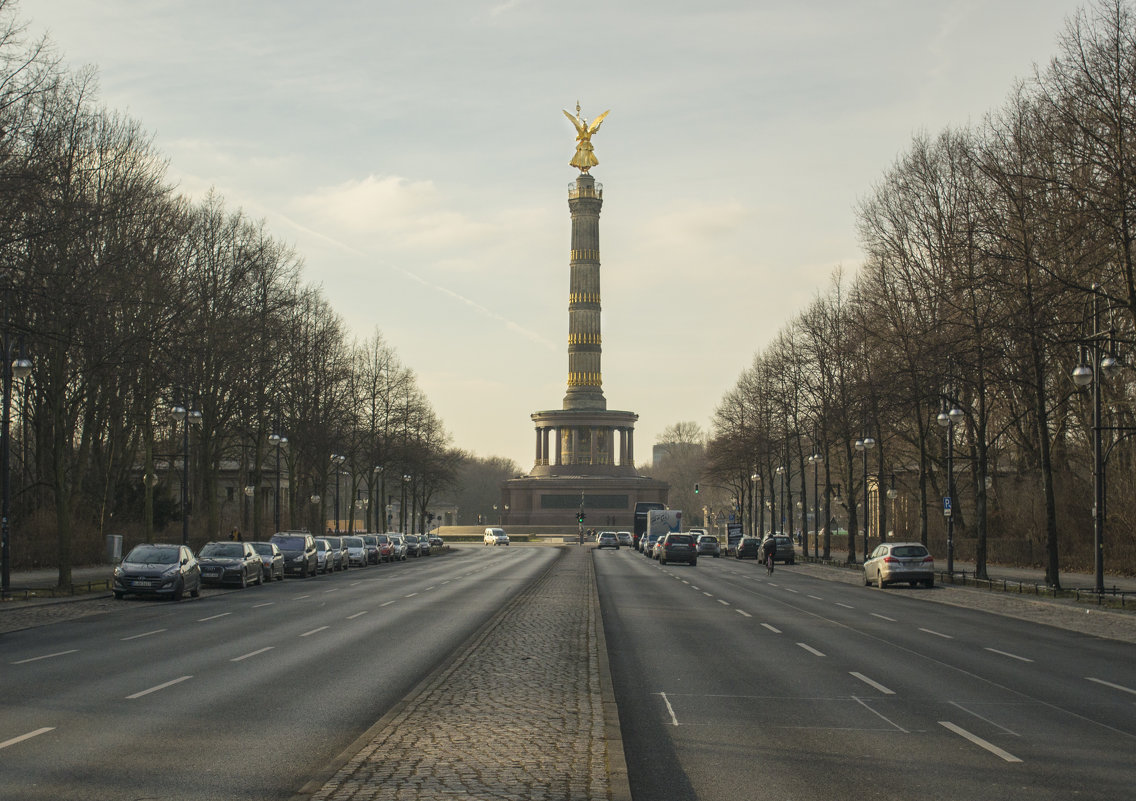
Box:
(0, 2, 456, 586)
(709, 0, 1136, 586)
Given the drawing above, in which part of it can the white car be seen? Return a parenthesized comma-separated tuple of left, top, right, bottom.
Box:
(484, 527, 509, 545)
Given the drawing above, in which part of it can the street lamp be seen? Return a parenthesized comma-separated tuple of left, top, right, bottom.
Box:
(774, 465, 785, 535)
(331, 454, 346, 533)
(886, 473, 898, 541)
(936, 402, 965, 576)
(400, 473, 411, 533)
(268, 432, 287, 534)
(1072, 284, 1127, 594)
(807, 451, 823, 557)
(170, 402, 202, 546)
(854, 435, 875, 560)
(2, 345, 31, 593)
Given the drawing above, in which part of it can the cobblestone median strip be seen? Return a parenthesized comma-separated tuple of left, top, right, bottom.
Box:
(294, 546, 630, 801)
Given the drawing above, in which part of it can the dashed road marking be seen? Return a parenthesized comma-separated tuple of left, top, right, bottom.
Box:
(0, 727, 55, 751)
(380, 600, 396, 607)
(12, 649, 79, 664)
(659, 692, 679, 726)
(121, 629, 166, 641)
(797, 642, 826, 657)
(736, 610, 752, 617)
(253, 602, 274, 608)
(940, 721, 1022, 762)
(871, 613, 897, 622)
(232, 647, 274, 662)
(762, 623, 782, 634)
(920, 627, 953, 639)
(126, 675, 192, 699)
(835, 602, 854, 609)
(346, 611, 368, 619)
(300, 626, 329, 637)
(850, 671, 894, 695)
(1086, 677, 1136, 696)
(718, 599, 730, 606)
(985, 647, 1033, 663)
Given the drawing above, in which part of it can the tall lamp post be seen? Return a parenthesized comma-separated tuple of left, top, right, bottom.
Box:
(807, 451, 823, 558)
(854, 435, 875, 559)
(886, 474, 898, 541)
(331, 454, 345, 533)
(268, 432, 287, 534)
(774, 465, 785, 535)
(170, 403, 203, 546)
(936, 402, 964, 576)
(750, 473, 760, 537)
(400, 473, 411, 533)
(1, 345, 32, 593)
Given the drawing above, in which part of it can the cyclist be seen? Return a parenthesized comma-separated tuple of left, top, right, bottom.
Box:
(761, 536, 777, 574)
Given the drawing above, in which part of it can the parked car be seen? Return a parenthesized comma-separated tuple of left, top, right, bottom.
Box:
(197, 541, 263, 588)
(418, 537, 433, 556)
(616, 531, 633, 547)
(249, 541, 285, 582)
(429, 535, 445, 551)
(361, 534, 382, 564)
(597, 531, 620, 549)
(696, 535, 721, 558)
(376, 533, 394, 562)
(484, 527, 509, 546)
(319, 535, 348, 570)
(658, 533, 697, 565)
(762, 535, 796, 564)
(735, 537, 762, 560)
(113, 543, 201, 601)
(343, 535, 368, 567)
(641, 532, 662, 555)
(314, 538, 336, 574)
(864, 542, 935, 588)
(403, 535, 421, 557)
(387, 534, 407, 561)
(651, 537, 666, 560)
(270, 532, 318, 577)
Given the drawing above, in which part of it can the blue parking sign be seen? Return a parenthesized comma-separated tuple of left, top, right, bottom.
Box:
(943, 496, 952, 517)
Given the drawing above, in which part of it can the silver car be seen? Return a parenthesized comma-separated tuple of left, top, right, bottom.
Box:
(864, 542, 935, 588)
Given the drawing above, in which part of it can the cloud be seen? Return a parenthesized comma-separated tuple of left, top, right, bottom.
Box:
(290, 174, 496, 249)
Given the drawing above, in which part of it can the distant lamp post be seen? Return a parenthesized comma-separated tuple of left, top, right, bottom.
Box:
(807, 451, 823, 557)
(936, 402, 965, 576)
(750, 472, 760, 537)
(854, 435, 875, 559)
(774, 465, 785, 535)
(2, 346, 31, 593)
(331, 454, 346, 533)
(400, 473, 411, 533)
(268, 432, 287, 534)
(886, 474, 898, 541)
(170, 403, 202, 546)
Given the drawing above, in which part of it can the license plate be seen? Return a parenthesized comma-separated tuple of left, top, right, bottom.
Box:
(131, 580, 149, 587)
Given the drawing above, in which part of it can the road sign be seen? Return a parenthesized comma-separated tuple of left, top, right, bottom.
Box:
(943, 496, 952, 517)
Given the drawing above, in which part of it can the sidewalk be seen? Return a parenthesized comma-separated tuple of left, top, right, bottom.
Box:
(291, 545, 629, 801)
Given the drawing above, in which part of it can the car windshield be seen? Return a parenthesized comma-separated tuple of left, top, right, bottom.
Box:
(377, 535, 389, 543)
(344, 537, 364, 547)
(272, 536, 307, 550)
(699, 536, 717, 543)
(126, 545, 179, 564)
(891, 546, 928, 558)
(667, 535, 694, 544)
(251, 543, 274, 556)
(200, 543, 244, 557)
(315, 540, 329, 551)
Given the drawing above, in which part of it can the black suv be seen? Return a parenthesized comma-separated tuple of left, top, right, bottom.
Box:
(659, 533, 698, 566)
(270, 531, 318, 577)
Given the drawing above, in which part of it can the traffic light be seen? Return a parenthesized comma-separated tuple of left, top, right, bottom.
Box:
(577, 511, 585, 523)
(694, 483, 700, 494)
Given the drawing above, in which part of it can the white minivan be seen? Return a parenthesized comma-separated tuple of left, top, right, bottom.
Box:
(483, 527, 509, 546)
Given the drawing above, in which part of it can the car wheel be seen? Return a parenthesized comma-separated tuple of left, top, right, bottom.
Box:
(190, 580, 200, 598)
(877, 572, 886, 590)
(660, 557, 667, 565)
(171, 580, 184, 601)
(239, 571, 247, 589)
(864, 572, 871, 586)
(299, 564, 307, 578)
(690, 559, 697, 567)
(113, 591, 124, 600)
(925, 578, 935, 588)
(788, 559, 795, 565)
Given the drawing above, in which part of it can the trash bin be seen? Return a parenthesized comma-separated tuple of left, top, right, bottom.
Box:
(106, 534, 123, 563)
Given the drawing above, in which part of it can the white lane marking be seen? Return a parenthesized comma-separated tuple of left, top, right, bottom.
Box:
(405, 593, 418, 598)
(380, 600, 396, 607)
(762, 624, 782, 634)
(292, 595, 311, 600)
(0, 727, 55, 750)
(871, 613, 897, 622)
(736, 610, 752, 618)
(252, 602, 274, 608)
(920, 627, 953, 639)
(126, 675, 192, 699)
(659, 692, 679, 726)
(703, 592, 713, 597)
(441, 580, 450, 584)
(197, 612, 231, 622)
(718, 599, 730, 606)
(682, 580, 690, 585)
(939, 721, 1022, 762)
(120, 629, 166, 641)
(808, 595, 823, 600)
(850, 672, 894, 695)
(324, 588, 339, 593)
(985, 647, 1033, 663)
(949, 701, 1019, 736)
(231, 647, 274, 662)
(784, 588, 799, 594)
(797, 642, 826, 657)
(835, 602, 854, 609)
(768, 583, 779, 587)
(300, 626, 329, 637)
(855, 697, 908, 733)
(425, 586, 436, 591)
(350, 582, 361, 586)
(1086, 677, 1136, 696)
(12, 649, 79, 665)
(691, 586, 701, 590)
(346, 611, 368, 619)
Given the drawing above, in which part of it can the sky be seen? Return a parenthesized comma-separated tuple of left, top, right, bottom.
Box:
(18, 0, 1084, 469)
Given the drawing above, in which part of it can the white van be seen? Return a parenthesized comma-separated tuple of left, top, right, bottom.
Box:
(483, 527, 509, 546)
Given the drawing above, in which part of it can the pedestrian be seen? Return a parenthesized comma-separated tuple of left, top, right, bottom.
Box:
(229, 527, 241, 542)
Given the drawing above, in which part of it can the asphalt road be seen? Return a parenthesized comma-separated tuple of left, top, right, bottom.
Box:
(596, 547, 1136, 801)
(0, 545, 554, 801)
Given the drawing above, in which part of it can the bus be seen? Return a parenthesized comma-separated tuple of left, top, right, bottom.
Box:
(632, 501, 666, 548)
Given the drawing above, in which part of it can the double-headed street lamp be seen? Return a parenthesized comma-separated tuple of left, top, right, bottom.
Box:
(1, 344, 32, 593)
(807, 451, 823, 557)
(936, 402, 965, 576)
(330, 454, 346, 533)
(853, 435, 875, 560)
(170, 403, 203, 546)
(268, 432, 288, 534)
(750, 472, 761, 537)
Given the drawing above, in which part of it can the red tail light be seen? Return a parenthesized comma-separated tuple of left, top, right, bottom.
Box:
(923, 555, 934, 563)
(883, 556, 898, 563)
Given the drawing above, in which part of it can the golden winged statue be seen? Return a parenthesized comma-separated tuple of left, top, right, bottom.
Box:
(564, 103, 611, 173)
